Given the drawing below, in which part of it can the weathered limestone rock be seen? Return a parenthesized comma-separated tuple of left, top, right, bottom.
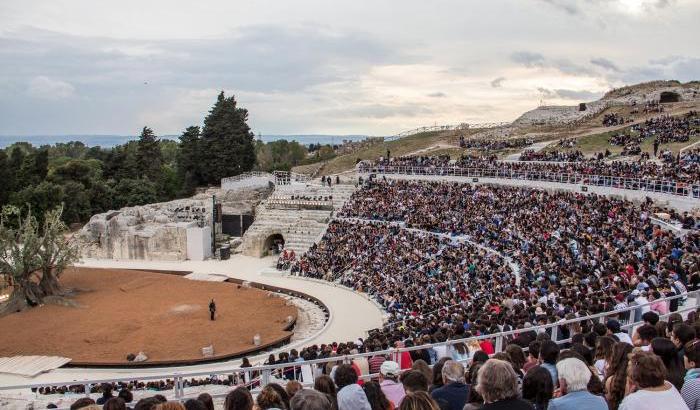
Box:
(79, 186, 271, 260)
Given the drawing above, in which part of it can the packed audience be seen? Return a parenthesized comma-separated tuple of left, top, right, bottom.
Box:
(608, 133, 642, 147)
(64, 307, 700, 410)
(519, 150, 585, 162)
(365, 153, 700, 188)
(634, 114, 699, 145)
(41, 178, 700, 410)
(608, 113, 699, 153)
(620, 145, 642, 157)
(630, 100, 665, 115)
(459, 137, 534, 151)
(602, 113, 629, 127)
(556, 138, 577, 149)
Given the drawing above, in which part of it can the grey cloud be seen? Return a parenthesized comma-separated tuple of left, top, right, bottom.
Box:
(538, 87, 602, 101)
(328, 103, 434, 119)
(538, 0, 582, 15)
(0, 26, 410, 94)
(490, 77, 506, 88)
(537, 87, 556, 98)
(512, 52, 594, 76)
(538, 0, 675, 16)
(0, 25, 414, 134)
(590, 57, 620, 72)
(511, 51, 546, 67)
(618, 56, 700, 84)
(427, 92, 446, 98)
(553, 89, 602, 100)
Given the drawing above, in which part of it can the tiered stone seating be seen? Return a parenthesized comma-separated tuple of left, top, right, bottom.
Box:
(239, 182, 357, 256)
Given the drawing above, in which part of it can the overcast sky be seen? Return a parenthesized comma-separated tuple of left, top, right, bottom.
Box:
(0, 0, 698, 137)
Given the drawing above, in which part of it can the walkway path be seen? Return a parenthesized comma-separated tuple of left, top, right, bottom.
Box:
(0, 255, 384, 386)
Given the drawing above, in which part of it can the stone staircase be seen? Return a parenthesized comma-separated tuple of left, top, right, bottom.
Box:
(239, 182, 357, 256)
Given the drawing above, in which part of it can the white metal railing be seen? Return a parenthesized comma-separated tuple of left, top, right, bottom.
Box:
(1, 290, 697, 406)
(357, 165, 700, 198)
(220, 172, 273, 187)
(273, 171, 311, 186)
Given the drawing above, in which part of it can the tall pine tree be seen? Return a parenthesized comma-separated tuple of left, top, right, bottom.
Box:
(200, 92, 256, 184)
(177, 126, 202, 194)
(135, 126, 162, 181)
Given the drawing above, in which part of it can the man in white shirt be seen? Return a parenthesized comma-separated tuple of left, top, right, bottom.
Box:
(607, 319, 633, 345)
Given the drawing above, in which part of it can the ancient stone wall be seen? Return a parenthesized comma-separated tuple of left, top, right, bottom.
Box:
(79, 186, 272, 260)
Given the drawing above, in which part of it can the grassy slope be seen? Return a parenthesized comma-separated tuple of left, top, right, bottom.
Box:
(543, 116, 700, 158)
(311, 131, 453, 175)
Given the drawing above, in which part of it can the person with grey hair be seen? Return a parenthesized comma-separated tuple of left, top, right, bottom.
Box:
(548, 358, 607, 410)
(476, 359, 533, 410)
(290, 389, 333, 410)
(429, 360, 469, 410)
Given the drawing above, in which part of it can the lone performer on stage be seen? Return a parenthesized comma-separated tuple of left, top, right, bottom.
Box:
(209, 299, 216, 321)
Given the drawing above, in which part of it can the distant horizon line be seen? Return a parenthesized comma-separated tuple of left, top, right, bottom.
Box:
(0, 133, 376, 138)
(0, 133, 379, 149)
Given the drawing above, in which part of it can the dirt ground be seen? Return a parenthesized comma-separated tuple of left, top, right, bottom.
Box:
(0, 268, 297, 364)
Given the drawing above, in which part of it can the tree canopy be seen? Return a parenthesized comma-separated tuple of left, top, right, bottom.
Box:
(0, 91, 331, 226)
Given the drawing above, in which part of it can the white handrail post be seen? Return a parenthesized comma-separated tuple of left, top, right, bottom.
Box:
(174, 376, 181, 399)
(262, 369, 271, 387)
(494, 336, 503, 353)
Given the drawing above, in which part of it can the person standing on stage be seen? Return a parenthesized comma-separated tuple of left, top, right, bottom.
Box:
(209, 299, 216, 321)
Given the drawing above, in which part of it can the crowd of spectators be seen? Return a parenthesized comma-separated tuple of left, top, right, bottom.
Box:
(635, 114, 699, 145)
(608, 113, 699, 156)
(292, 181, 698, 351)
(46, 178, 700, 410)
(602, 114, 629, 127)
(519, 150, 585, 162)
(459, 137, 534, 151)
(555, 138, 576, 149)
(630, 100, 665, 115)
(620, 145, 642, 157)
(366, 152, 700, 186)
(608, 133, 642, 147)
(277, 250, 298, 270)
(64, 310, 700, 410)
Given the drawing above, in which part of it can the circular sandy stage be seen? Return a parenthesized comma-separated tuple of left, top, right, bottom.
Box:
(0, 268, 297, 366)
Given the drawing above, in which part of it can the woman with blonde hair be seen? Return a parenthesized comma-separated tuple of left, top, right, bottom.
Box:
(397, 391, 439, 410)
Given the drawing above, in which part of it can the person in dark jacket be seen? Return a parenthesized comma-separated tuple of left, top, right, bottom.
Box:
(209, 299, 216, 321)
(430, 360, 469, 410)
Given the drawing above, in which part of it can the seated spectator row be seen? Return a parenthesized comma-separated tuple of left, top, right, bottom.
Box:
(459, 137, 534, 151)
(366, 153, 700, 185)
(66, 307, 700, 410)
(519, 150, 585, 162)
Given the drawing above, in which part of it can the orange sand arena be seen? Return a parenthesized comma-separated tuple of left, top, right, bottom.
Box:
(0, 268, 297, 365)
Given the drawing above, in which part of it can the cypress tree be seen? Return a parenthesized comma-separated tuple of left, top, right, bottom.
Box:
(136, 126, 162, 181)
(200, 91, 256, 184)
(177, 126, 202, 194)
